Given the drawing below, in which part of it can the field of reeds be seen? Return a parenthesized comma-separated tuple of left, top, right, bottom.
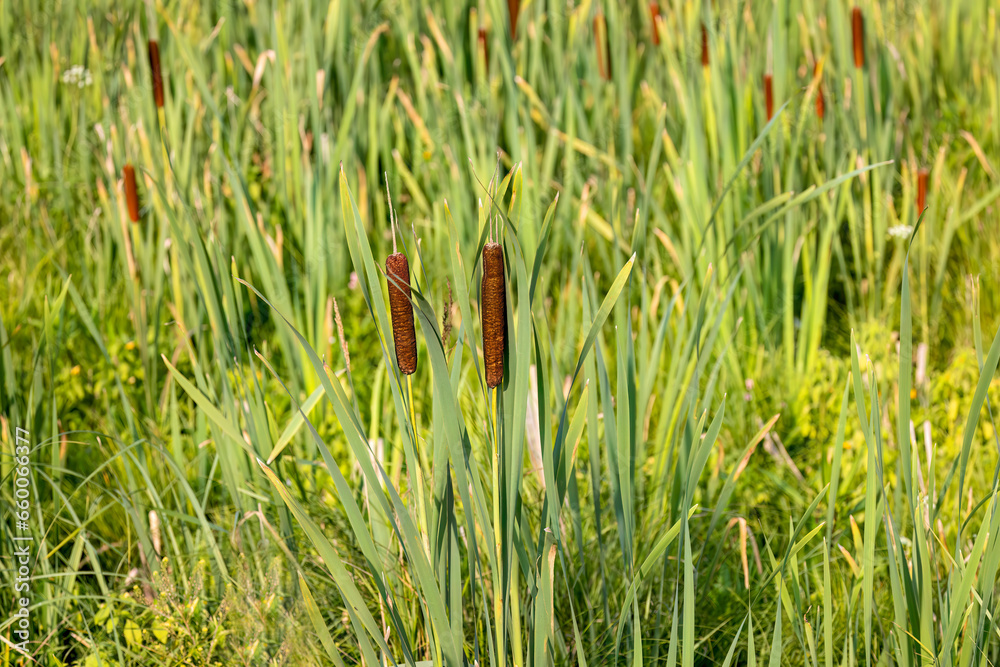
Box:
(2, 0, 1000, 665)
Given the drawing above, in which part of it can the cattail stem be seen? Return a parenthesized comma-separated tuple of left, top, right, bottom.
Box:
(482, 242, 506, 389)
(594, 14, 611, 81)
(650, 3, 661, 46)
(387, 253, 417, 375)
(148, 40, 164, 108)
(701, 23, 709, 67)
(852, 7, 865, 69)
(491, 385, 504, 665)
(917, 168, 929, 211)
(124, 164, 140, 223)
(764, 73, 774, 121)
(406, 375, 428, 552)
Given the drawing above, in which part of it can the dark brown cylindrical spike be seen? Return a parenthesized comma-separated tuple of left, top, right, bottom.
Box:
(852, 8, 865, 69)
(815, 64, 825, 120)
(701, 23, 709, 67)
(479, 28, 489, 76)
(594, 14, 611, 81)
(481, 243, 506, 389)
(124, 164, 140, 223)
(508, 0, 520, 38)
(764, 74, 774, 121)
(650, 3, 661, 46)
(917, 168, 929, 211)
(148, 40, 164, 108)
(387, 253, 417, 375)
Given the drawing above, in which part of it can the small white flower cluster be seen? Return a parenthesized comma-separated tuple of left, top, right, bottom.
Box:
(888, 224, 913, 239)
(61, 65, 93, 88)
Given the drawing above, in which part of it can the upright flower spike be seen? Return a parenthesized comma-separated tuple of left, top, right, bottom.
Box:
(124, 164, 140, 223)
(594, 14, 611, 81)
(481, 237, 506, 389)
(148, 40, 164, 108)
(649, 3, 661, 46)
(815, 63, 825, 120)
(384, 181, 416, 375)
(852, 8, 865, 69)
(764, 73, 774, 121)
(508, 0, 520, 38)
(479, 27, 489, 76)
(701, 23, 709, 67)
(387, 253, 417, 375)
(917, 168, 929, 211)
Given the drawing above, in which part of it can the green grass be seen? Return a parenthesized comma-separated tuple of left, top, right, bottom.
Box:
(2, 0, 1000, 665)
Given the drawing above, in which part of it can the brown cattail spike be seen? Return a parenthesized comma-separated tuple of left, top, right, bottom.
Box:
(481, 243, 506, 389)
(650, 3, 661, 46)
(508, 0, 520, 38)
(815, 64, 825, 120)
(124, 164, 140, 222)
(594, 14, 611, 81)
(148, 40, 164, 108)
(764, 74, 774, 121)
(479, 28, 489, 76)
(387, 253, 417, 375)
(852, 8, 865, 69)
(917, 168, 929, 211)
(701, 23, 709, 67)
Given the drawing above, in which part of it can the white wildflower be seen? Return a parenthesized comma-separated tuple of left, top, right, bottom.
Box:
(61, 65, 93, 88)
(888, 224, 913, 239)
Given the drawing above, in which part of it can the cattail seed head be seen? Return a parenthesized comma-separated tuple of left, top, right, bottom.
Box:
(481, 242, 506, 389)
(917, 168, 929, 211)
(386, 253, 417, 375)
(479, 28, 489, 75)
(650, 3, 661, 46)
(122, 164, 139, 222)
(815, 64, 825, 120)
(508, 0, 520, 38)
(701, 23, 709, 67)
(124, 164, 140, 222)
(764, 73, 774, 121)
(851, 8, 865, 69)
(594, 14, 611, 81)
(148, 40, 164, 108)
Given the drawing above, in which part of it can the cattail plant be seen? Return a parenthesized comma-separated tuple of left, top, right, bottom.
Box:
(649, 3, 661, 46)
(148, 40, 164, 108)
(917, 168, 929, 211)
(764, 73, 774, 121)
(852, 7, 865, 68)
(594, 13, 611, 81)
(701, 23, 709, 67)
(481, 232, 506, 389)
(815, 63, 825, 120)
(385, 188, 417, 376)
(387, 253, 417, 375)
(479, 27, 489, 76)
(508, 0, 520, 38)
(123, 164, 140, 223)
(480, 214, 508, 666)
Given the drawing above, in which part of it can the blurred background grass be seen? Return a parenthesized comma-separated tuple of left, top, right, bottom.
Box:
(1, 0, 1000, 664)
